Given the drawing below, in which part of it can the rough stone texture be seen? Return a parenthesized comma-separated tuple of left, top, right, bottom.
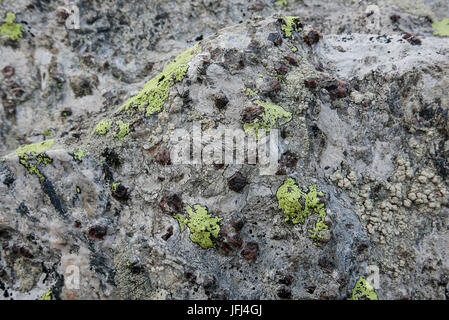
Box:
(0, 0, 449, 300)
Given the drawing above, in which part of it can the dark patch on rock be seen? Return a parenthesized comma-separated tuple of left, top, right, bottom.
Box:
(159, 194, 183, 215)
(88, 225, 107, 240)
(277, 286, 292, 299)
(228, 172, 248, 193)
(279, 274, 294, 286)
(101, 148, 121, 167)
(162, 226, 173, 241)
(241, 106, 264, 123)
(303, 30, 321, 46)
(112, 183, 129, 201)
(241, 241, 259, 261)
(69, 74, 99, 97)
(155, 149, 172, 165)
(267, 32, 282, 46)
(275, 62, 288, 76)
(279, 151, 298, 169)
(304, 78, 320, 89)
(41, 178, 67, 217)
(284, 55, 299, 66)
(215, 94, 229, 109)
(2, 66, 15, 78)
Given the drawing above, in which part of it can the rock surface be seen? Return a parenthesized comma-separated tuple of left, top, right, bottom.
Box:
(0, 0, 448, 300)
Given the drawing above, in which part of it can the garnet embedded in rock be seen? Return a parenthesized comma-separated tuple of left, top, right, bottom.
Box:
(268, 32, 283, 46)
(241, 241, 259, 260)
(215, 95, 229, 109)
(112, 183, 129, 200)
(88, 225, 107, 240)
(303, 30, 321, 46)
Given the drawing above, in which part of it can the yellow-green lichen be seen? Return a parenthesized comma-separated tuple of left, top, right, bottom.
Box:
(243, 100, 292, 138)
(0, 12, 24, 41)
(432, 18, 449, 37)
(291, 46, 298, 52)
(35, 153, 53, 165)
(112, 181, 120, 192)
(42, 129, 52, 138)
(175, 204, 222, 249)
(72, 149, 87, 162)
(19, 155, 44, 180)
(246, 88, 259, 97)
(15, 140, 54, 156)
(93, 119, 112, 135)
(116, 43, 200, 116)
(276, 178, 328, 242)
(275, 0, 288, 7)
(280, 16, 302, 37)
(16, 141, 54, 181)
(38, 289, 52, 301)
(113, 121, 130, 140)
(174, 213, 188, 232)
(348, 277, 379, 300)
(76, 186, 81, 194)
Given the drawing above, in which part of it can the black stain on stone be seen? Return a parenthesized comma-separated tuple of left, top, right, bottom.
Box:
(41, 178, 67, 218)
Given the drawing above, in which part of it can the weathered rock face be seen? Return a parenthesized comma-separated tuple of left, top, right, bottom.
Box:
(1, 0, 449, 300)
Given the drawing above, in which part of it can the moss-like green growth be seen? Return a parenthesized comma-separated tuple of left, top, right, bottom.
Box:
(113, 121, 130, 140)
(0, 12, 24, 41)
(93, 119, 112, 135)
(432, 18, 449, 37)
(72, 149, 87, 162)
(38, 289, 52, 300)
(280, 16, 302, 37)
(35, 153, 53, 165)
(291, 46, 298, 52)
(76, 186, 81, 194)
(16, 141, 54, 180)
(112, 181, 120, 192)
(174, 213, 188, 232)
(349, 277, 379, 300)
(276, 178, 328, 242)
(116, 43, 200, 116)
(174, 204, 222, 249)
(245, 88, 259, 97)
(243, 100, 292, 138)
(275, 0, 288, 6)
(15, 140, 54, 156)
(42, 129, 52, 138)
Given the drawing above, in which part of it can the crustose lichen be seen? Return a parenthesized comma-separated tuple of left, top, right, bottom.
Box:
(276, 177, 328, 242)
(0, 12, 24, 41)
(174, 204, 222, 249)
(116, 43, 200, 116)
(348, 277, 379, 300)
